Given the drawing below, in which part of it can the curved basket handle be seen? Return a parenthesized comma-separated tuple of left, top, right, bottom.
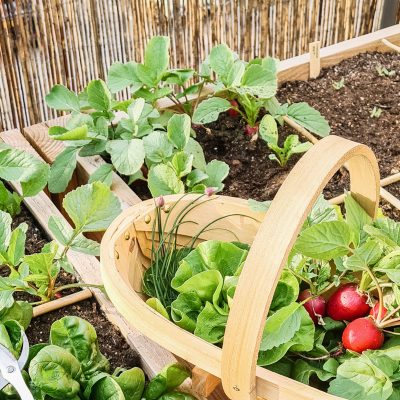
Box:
(221, 135, 380, 400)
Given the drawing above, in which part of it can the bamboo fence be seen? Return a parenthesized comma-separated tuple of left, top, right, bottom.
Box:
(0, 0, 397, 130)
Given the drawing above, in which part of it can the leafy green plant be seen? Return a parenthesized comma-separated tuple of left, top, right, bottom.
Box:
(376, 64, 395, 77)
(46, 78, 228, 197)
(192, 44, 330, 139)
(259, 115, 312, 167)
(0, 145, 50, 216)
(0, 316, 194, 400)
(370, 106, 383, 118)
(0, 182, 121, 308)
(332, 77, 345, 90)
(143, 192, 400, 400)
(107, 36, 210, 115)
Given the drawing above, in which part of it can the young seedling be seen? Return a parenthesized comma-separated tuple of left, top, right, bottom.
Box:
(0, 182, 121, 308)
(332, 77, 345, 90)
(376, 64, 395, 77)
(258, 115, 312, 167)
(370, 106, 383, 118)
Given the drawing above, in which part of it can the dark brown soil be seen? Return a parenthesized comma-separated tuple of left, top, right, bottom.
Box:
(26, 299, 141, 370)
(196, 51, 400, 217)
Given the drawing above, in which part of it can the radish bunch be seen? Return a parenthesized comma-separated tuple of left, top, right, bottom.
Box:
(299, 282, 400, 353)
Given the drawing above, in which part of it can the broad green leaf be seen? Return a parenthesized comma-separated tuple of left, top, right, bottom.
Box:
(145, 36, 170, 76)
(292, 359, 335, 385)
(127, 98, 146, 123)
(239, 64, 277, 98)
(87, 79, 112, 111)
(146, 298, 170, 320)
(270, 270, 299, 310)
(107, 61, 142, 93)
(0, 210, 12, 253)
(192, 98, 231, 125)
(0, 301, 32, 329)
(204, 160, 229, 191)
(328, 354, 393, 400)
(50, 316, 109, 376)
(259, 114, 278, 145)
(23, 252, 56, 280)
(48, 147, 79, 194)
(6, 223, 27, 266)
(106, 139, 145, 175)
(260, 303, 301, 351)
(195, 302, 228, 343)
(345, 194, 373, 231)
(66, 112, 94, 130)
(113, 367, 145, 400)
(186, 169, 208, 188)
(0, 146, 49, 196)
(69, 234, 100, 256)
(184, 138, 207, 171)
(29, 345, 82, 399)
(375, 250, 400, 283)
(0, 320, 24, 359)
(295, 221, 352, 260)
(48, 215, 73, 246)
(49, 125, 89, 141)
(167, 114, 191, 150)
(45, 84, 80, 112)
(226, 61, 246, 87)
(148, 164, 184, 197)
(286, 102, 330, 137)
(171, 152, 193, 178)
(88, 163, 114, 186)
(209, 44, 234, 79)
(163, 68, 195, 85)
(304, 195, 338, 228)
(258, 306, 314, 366)
(90, 375, 125, 399)
(375, 218, 400, 246)
(345, 240, 383, 272)
(63, 182, 121, 232)
(143, 131, 174, 163)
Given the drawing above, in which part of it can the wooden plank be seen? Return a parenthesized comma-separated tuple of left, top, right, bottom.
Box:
(278, 24, 400, 82)
(309, 41, 321, 78)
(0, 129, 178, 379)
(22, 121, 141, 210)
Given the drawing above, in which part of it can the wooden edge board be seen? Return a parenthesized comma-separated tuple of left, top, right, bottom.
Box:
(22, 121, 141, 210)
(278, 25, 400, 82)
(0, 129, 178, 378)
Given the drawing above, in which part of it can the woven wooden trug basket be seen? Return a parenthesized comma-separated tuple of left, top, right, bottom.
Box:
(100, 135, 380, 400)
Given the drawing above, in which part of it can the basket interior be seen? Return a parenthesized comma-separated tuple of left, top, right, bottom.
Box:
(112, 196, 263, 298)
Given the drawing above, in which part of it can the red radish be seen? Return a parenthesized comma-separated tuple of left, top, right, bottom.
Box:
(245, 124, 258, 136)
(227, 100, 240, 117)
(327, 284, 370, 321)
(342, 317, 384, 352)
(298, 289, 326, 324)
(370, 302, 388, 321)
(54, 292, 63, 299)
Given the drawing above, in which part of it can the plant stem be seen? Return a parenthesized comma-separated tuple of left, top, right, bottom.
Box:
(193, 81, 205, 111)
(366, 267, 384, 322)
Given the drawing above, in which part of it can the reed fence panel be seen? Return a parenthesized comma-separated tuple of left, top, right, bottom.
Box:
(0, 0, 396, 130)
